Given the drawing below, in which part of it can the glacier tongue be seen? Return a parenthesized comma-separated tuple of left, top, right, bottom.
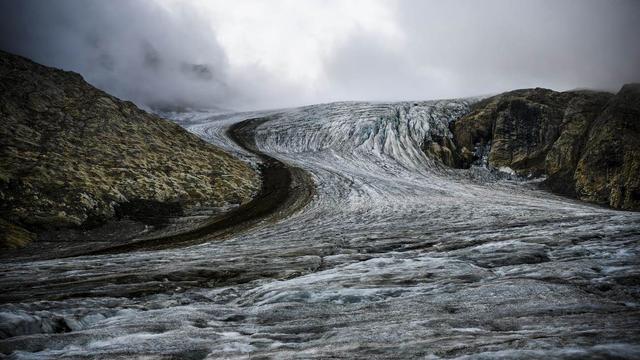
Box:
(1, 100, 639, 359)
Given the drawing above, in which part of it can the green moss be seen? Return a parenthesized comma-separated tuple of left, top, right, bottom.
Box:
(451, 85, 639, 210)
(0, 50, 260, 230)
(0, 219, 35, 249)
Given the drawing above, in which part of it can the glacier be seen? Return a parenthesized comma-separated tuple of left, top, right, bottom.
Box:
(1, 100, 639, 359)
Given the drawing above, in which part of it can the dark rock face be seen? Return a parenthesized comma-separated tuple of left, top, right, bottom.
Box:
(490, 94, 564, 175)
(574, 84, 640, 210)
(0, 51, 258, 247)
(450, 85, 640, 210)
(544, 94, 612, 195)
(422, 133, 473, 168)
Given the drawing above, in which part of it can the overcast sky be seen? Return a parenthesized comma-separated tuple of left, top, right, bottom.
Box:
(1, 0, 639, 111)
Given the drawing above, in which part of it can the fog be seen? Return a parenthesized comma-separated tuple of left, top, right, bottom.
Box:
(1, 0, 639, 111)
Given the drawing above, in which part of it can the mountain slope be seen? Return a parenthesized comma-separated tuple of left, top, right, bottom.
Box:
(448, 85, 639, 210)
(0, 51, 259, 247)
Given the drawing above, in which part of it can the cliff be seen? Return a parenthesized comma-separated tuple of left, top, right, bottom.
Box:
(448, 85, 639, 210)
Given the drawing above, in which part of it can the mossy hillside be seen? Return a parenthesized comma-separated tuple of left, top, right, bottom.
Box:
(0, 50, 259, 239)
(574, 84, 640, 210)
(448, 85, 639, 210)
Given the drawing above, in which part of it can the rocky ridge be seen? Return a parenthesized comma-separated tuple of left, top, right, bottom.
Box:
(0, 50, 259, 247)
(438, 85, 639, 211)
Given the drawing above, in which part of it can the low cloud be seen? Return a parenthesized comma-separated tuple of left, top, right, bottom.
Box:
(0, 0, 234, 110)
(1, 0, 639, 110)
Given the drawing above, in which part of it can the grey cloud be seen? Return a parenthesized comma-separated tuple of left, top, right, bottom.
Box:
(1, 0, 639, 110)
(323, 32, 430, 102)
(0, 0, 235, 110)
(390, 0, 640, 97)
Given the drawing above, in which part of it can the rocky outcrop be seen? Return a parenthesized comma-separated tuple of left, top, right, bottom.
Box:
(449, 85, 640, 211)
(0, 51, 259, 247)
(574, 84, 640, 210)
(422, 133, 474, 168)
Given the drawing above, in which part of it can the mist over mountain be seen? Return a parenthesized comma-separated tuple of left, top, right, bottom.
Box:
(2, 2, 640, 358)
(1, 0, 639, 110)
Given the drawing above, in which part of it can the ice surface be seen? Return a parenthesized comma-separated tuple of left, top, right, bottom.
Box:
(1, 100, 639, 359)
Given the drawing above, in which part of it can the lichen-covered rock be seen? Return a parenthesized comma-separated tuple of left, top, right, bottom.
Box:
(0, 50, 259, 246)
(422, 133, 467, 168)
(0, 219, 35, 249)
(544, 94, 611, 195)
(452, 89, 609, 174)
(574, 84, 640, 210)
(450, 97, 497, 154)
(489, 94, 563, 175)
(450, 85, 639, 210)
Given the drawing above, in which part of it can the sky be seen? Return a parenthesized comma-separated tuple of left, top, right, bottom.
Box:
(1, 0, 639, 111)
